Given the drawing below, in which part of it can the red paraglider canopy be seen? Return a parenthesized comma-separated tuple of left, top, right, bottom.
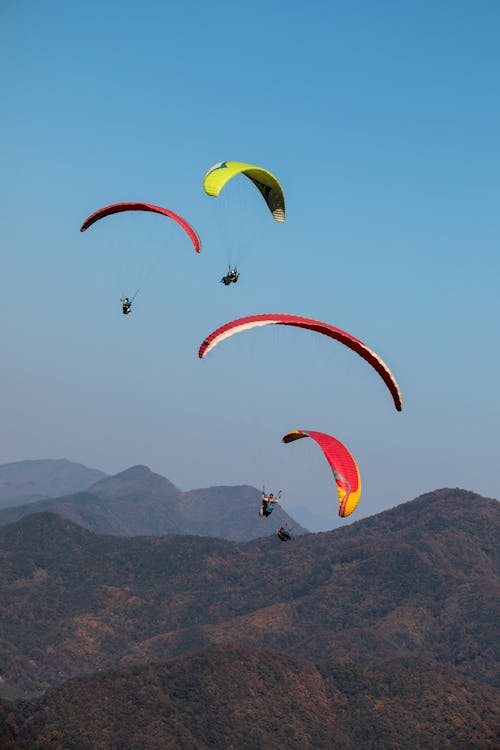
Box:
(199, 313, 402, 411)
(80, 202, 201, 252)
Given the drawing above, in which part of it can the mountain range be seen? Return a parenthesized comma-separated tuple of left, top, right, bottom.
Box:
(1, 645, 497, 750)
(0, 465, 305, 541)
(0, 485, 497, 747)
(0, 487, 497, 694)
(0, 459, 106, 510)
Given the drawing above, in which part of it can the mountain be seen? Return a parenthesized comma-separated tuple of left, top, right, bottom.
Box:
(0, 459, 107, 510)
(287, 504, 340, 531)
(1, 645, 497, 750)
(0, 488, 497, 699)
(0, 465, 305, 540)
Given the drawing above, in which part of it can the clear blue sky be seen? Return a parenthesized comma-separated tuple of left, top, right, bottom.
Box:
(1, 0, 499, 526)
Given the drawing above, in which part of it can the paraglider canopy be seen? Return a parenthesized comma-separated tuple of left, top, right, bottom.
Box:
(203, 161, 285, 222)
(80, 202, 202, 253)
(199, 313, 403, 411)
(282, 429, 361, 518)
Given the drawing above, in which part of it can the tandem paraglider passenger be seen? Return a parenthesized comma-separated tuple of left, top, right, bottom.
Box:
(259, 489, 281, 517)
(220, 267, 240, 286)
(277, 527, 291, 543)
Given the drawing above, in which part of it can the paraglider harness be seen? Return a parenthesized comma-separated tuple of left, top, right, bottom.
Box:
(277, 527, 291, 543)
(220, 267, 240, 286)
(120, 290, 139, 315)
(259, 488, 282, 517)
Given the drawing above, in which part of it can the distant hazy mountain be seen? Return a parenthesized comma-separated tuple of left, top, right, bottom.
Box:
(0, 488, 497, 699)
(1, 645, 497, 750)
(0, 458, 107, 510)
(0, 465, 306, 540)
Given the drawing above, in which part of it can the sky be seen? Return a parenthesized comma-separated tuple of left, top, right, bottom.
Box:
(1, 0, 499, 528)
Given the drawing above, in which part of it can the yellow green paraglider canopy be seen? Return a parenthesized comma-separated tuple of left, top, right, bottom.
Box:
(203, 161, 285, 222)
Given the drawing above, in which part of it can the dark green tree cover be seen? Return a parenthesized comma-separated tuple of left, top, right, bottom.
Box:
(0, 489, 498, 698)
(0, 488, 498, 747)
(0, 646, 498, 749)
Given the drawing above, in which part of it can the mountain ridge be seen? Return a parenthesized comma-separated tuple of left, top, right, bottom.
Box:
(0, 464, 306, 540)
(0, 458, 107, 510)
(0, 487, 497, 697)
(0, 645, 497, 750)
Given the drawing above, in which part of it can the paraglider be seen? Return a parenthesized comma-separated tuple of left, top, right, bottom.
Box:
(198, 313, 403, 411)
(282, 430, 361, 518)
(203, 161, 285, 222)
(80, 202, 202, 252)
(277, 527, 291, 542)
(121, 296, 132, 315)
(120, 290, 139, 315)
(204, 162, 285, 285)
(259, 489, 282, 517)
(81, 202, 201, 313)
(220, 267, 240, 286)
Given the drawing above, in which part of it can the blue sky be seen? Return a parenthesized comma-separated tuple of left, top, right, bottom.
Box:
(1, 0, 499, 527)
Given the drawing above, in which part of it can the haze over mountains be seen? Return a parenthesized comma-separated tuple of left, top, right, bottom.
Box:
(0, 459, 106, 510)
(0, 464, 305, 541)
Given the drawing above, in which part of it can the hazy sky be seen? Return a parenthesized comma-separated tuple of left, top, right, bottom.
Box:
(1, 0, 499, 526)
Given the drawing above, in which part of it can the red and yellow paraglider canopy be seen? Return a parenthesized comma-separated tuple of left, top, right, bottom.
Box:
(283, 429, 361, 517)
